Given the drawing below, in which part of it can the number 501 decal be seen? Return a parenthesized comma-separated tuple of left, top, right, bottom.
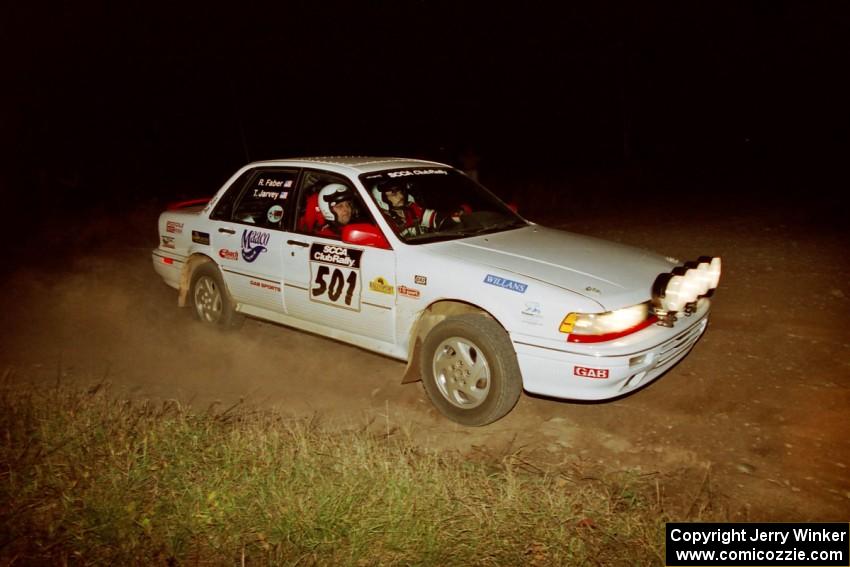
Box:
(311, 265, 360, 309)
(309, 243, 363, 311)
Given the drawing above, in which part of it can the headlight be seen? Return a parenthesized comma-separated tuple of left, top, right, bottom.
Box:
(559, 303, 656, 343)
(653, 256, 721, 313)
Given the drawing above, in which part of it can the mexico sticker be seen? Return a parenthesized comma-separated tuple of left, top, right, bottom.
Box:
(309, 243, 363, 311)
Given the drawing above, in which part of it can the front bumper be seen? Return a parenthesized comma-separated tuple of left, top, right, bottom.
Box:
(513, 301, 710, 400)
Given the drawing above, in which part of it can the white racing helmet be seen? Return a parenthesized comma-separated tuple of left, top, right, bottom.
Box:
(318, 183, 354, 222)
(372, 180, 415, 211)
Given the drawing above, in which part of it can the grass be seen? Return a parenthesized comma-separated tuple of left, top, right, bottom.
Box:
(0, 372, 719, 566)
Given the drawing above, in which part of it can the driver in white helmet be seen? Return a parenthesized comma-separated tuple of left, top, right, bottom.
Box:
(372, 180, 458, 237)
(315, 183, 356, 236)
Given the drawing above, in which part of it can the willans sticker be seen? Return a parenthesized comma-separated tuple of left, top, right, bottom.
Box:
(484, 274, 528, 294)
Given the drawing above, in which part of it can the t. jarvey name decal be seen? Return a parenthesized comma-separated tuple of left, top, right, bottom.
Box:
(309, 243, 363, 311)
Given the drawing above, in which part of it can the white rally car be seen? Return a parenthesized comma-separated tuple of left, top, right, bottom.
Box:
(152, 157, 720, 425)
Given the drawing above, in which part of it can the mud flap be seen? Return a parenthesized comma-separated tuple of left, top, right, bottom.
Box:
(400, 338, 422, 384)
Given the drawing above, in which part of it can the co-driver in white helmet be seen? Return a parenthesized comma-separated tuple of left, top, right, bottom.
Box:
(371, 180, 456, 237)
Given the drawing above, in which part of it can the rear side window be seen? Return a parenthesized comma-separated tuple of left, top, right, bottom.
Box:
(211, 168, 299, 229)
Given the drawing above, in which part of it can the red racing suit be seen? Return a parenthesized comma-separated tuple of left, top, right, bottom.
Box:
(388, 202, 438, 237)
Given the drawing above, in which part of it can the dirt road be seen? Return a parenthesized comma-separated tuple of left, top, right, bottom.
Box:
(3, 204, 848, 521)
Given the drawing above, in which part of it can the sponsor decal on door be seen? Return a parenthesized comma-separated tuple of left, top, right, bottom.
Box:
(309, 243, 363, 311)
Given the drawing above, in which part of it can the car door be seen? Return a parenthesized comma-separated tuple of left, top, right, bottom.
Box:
(208, 167, 299, 313)
(281, 169, 396, 343)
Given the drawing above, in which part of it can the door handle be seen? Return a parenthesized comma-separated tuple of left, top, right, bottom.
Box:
(218, 227, 236, 235)
(287, 239, 309, 247)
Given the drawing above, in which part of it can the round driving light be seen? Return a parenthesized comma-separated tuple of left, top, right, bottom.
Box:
(708, 257, 722, 289)
(664, 275, 687, 312)
(680, 269, 701, 303)
(693, 262, 712, 296)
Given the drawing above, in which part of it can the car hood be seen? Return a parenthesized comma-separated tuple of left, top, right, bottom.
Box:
(434, 225, 676, 310)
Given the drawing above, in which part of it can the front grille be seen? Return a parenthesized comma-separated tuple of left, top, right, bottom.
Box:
(654, 318, 707, 368)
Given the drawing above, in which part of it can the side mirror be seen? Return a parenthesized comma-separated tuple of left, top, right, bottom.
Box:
(342, 223, 392, 250)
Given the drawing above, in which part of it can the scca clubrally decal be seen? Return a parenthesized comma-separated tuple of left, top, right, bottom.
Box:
(309, 243, 363, 311)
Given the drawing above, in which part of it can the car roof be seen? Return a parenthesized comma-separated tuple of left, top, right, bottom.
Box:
(246, 156, 451, 175)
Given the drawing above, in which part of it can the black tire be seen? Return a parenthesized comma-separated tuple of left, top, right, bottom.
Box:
(420, 313, 522, 426)
(189, 262, 241, 327)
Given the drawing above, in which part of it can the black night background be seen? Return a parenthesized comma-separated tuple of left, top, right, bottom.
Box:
(4, 2, 848, 212)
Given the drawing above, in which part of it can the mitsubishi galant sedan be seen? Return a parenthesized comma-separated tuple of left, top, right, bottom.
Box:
(152, 156, 720, 425)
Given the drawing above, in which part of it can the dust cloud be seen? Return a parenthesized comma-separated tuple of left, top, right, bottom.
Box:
(2, 204, 848, 520)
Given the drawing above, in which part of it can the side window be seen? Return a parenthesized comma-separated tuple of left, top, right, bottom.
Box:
(293, 170, 374, 239)
(210, 170, 253, 221)
(213, 168, 298, 229)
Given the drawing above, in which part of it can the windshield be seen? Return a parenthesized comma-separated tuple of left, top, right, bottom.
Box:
(360, 167, 527, 244)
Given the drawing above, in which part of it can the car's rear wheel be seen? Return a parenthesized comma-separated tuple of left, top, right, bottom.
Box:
(420, 313, 522, 426)
(190, 263, 239, 327)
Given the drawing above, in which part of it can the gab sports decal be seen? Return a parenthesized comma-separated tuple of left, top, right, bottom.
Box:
(309, 243, 363, 311)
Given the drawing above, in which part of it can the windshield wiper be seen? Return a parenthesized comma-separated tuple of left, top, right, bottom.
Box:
(458, 220, 527, 236)
(403, 219, 527, 244)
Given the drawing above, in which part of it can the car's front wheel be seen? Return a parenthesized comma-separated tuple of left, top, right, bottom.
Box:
(189, 262, 239, 327)
(420, 313, 522, 426)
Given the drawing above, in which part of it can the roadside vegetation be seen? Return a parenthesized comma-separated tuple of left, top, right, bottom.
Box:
(0, 371, 719, 566)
